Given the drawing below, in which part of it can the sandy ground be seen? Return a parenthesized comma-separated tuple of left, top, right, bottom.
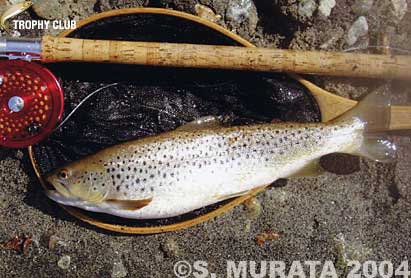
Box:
(1, 0, 411, 277)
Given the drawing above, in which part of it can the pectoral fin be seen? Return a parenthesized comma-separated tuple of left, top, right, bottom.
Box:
(105, 198, 152, 211)
(290, 160, 324, 177)
(176, 116, 222, 131)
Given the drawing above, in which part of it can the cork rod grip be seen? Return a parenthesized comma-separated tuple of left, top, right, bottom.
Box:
(41, 36, 411, 80)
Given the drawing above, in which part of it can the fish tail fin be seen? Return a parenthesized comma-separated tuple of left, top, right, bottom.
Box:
(333, 90, 396, 162)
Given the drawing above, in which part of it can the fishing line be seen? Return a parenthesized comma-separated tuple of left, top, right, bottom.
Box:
(55, 83, 118, 130)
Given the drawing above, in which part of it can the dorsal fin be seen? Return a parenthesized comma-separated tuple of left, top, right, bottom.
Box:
(105, 198, 152, 211)
(176, 116, 222, 132)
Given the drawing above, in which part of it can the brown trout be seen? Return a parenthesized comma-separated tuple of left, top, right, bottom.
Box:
(46, 91, 396, 219)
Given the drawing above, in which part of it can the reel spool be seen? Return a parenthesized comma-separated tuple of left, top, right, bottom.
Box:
(0, 60, 64, 148)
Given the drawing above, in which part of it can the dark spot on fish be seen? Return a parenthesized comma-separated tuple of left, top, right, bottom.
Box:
(116, 186, 120, 191)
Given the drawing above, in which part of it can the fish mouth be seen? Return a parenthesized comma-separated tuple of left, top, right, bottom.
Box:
(44, 176, 72, 198)
(45, 189, 86, 208)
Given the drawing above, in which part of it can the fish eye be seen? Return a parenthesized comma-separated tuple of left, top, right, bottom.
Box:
(58, 169, 70, 180)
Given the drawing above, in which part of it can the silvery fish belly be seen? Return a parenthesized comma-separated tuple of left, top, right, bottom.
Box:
(45, 91, 396, 219)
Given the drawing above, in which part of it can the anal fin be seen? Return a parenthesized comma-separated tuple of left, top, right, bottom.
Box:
(214, 189, 251, 201)
(105, 198, 152, 211)
(290, 160, 324, 177)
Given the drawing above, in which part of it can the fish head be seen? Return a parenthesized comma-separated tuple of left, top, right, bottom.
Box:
(45, 159, 111, 204)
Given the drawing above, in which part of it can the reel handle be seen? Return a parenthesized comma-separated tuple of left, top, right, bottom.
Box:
(41, 36, 411, 81)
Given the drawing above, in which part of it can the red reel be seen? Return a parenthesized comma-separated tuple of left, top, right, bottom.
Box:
(0, 60, 64, 148)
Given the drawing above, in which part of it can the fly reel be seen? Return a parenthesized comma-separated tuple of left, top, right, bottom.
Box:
(0, 60, 64, 148)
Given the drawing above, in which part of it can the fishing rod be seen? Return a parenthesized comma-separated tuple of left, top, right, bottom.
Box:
(0, 36, 410, 149)
(1, 36, 411, 80)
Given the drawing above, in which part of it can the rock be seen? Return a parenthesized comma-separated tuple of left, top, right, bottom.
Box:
(391, 0, 408, 20)
(57, 255, 71, 270)
(32, 0, 95, 20)
(346, 16, 369, 46)
(226, 0, 258, 33)
(0, 193, 9, 209)
(243, 197, 262, 219)
(352, 0, 374, 15)
(6, 0, 22, 4)
(320, 27, 345, 49)
(334, 233, 372, 271)
(111, 259, 128, 278)
(318, 0, 336, 17)
(46, 234, 66, 250)
(161, 238, 180, 258)
(194, 4, 222, 23)
(298, 0, 317, 18)
(15, 150, 24, 160)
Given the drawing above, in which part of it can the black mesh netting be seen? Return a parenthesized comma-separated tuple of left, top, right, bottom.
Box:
(32, 12, 321, 227)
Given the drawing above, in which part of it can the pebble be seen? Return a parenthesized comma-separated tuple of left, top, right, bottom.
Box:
(226, 0, 258, 33)
(352, 0, 374, 15)
(318, 0, 336, 17)
(334, 233, 372, 268)
(320, 27, 345, 49)
(161, 238, 180, 258)
(6, 0, 22, 4)
(346, 16, 369, 46)
(243, 197, 262, 219)
(194, 4, 221, 23)
(0, 193, 9, 209)
(15, 150, 24, 160)
(57, 255, 71, 270)
(298, 0, 317, 18)
(111, 259, 128, 278)
(391, 0, 408, 20)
